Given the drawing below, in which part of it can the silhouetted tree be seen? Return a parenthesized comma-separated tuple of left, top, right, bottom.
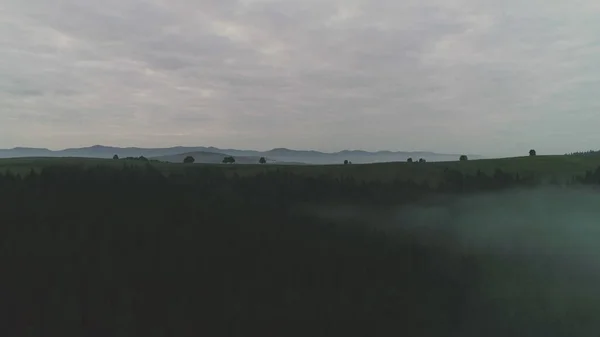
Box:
(460, 155, 468, 161)
(183, 156, 195, 164)
(259, 157, 267, 164)
(419, 158, 426, 163)
(407, 158, 413, 163)
(223, 156, 236, 164)
(344, 160, 349, 165)
(529, 149, 537, 156)
(113, 154, 119, 160)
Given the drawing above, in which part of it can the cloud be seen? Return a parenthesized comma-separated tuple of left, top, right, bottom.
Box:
(2, 0, 600, 155)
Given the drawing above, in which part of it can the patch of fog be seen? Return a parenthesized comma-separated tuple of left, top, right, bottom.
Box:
(305, 187, 600, 333)
(305, 187, 600, 256)
(395, 187, 600, 258)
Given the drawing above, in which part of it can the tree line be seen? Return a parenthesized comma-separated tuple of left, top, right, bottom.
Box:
(113, 149, 540, 166)
(567, 150, 600, 156)
(182, 156, 268, 164)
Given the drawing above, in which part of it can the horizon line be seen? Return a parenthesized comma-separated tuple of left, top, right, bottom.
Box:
(0, 144, 478, 156)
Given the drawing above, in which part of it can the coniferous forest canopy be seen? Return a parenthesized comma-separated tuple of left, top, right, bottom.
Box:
(4, 160, 600, 336)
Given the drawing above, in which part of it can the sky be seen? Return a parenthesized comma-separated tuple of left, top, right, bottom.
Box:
(2, 0, 600, 156)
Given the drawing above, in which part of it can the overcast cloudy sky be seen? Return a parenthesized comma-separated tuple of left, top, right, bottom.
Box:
(2, 0, 600, 156)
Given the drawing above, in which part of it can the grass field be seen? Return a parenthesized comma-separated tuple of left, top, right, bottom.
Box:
(1, 155, 600, 184)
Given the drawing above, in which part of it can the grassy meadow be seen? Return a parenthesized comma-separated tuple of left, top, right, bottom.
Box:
(2, 154, 600, 185)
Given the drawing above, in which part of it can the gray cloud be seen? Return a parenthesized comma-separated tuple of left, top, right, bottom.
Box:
(2, 0, 600, 155)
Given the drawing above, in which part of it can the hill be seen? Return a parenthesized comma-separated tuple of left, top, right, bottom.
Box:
(1, 154, 600, 185)
(153, 151, 233, 164)
(0, 145, 480, 164)
(153, 151, 287, 165)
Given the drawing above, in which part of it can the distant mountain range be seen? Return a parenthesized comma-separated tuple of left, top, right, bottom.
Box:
(0, 145, 482, 164)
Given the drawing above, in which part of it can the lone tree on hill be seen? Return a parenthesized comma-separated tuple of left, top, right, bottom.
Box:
(460, 155, 468, 161)
(529, 149, 537, 156)
(344, 160, 349, 165)
(259, 157, 267, 164)
(183, 156, 195, 164)
(113, 154, 119, 160)
(223, 156, 236, 164)
(407, 158, 413, 163)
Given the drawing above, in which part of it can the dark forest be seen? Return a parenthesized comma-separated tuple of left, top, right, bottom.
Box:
(3, 164, 600, 336)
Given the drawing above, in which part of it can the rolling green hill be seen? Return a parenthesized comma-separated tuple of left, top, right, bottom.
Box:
(151, 151, 302, 165)
(1, 155, 600, 185)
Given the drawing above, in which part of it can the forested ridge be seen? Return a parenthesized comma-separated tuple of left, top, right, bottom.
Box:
(2, 164, 600, 336)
